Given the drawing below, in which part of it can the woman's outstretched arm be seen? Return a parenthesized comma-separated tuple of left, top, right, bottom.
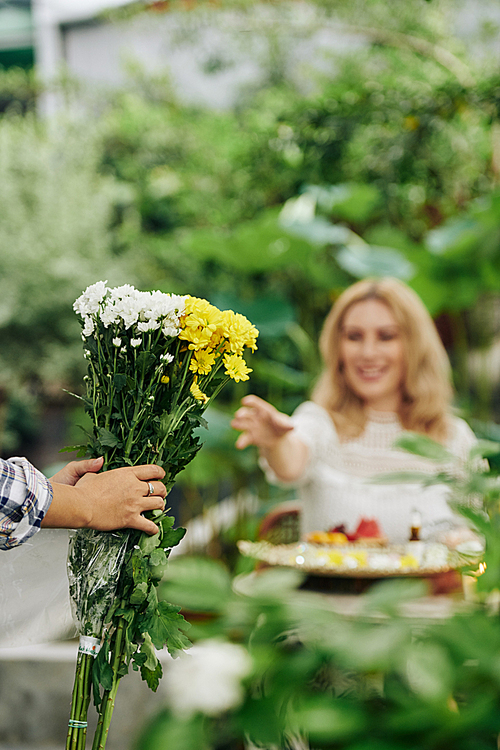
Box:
(231, 395, 309, 482)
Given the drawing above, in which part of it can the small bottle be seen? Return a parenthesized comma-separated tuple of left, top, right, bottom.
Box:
(409, 509, 421, 542)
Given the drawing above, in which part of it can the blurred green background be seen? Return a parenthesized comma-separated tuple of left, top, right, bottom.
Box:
(3, 0, 500, 530)
(5, 3, 500, 750)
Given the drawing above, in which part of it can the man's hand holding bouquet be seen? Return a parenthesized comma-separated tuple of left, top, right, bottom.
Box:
(65, 282, 258, 750)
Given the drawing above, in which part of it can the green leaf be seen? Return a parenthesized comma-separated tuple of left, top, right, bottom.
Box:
(138, 632, 159, 672)
(282, 215, 351, 247)
(145, 584, 159, 615)
(304, 183, 382, 223)
(142, 601, 191, 654)
(403, 642, 454, 701)
(426, 218, 481, 257)
(139, 530, 161, 555)
(469, 439, 500, 459)
(113, 606, 135, 624)
(130, 581, 149, 605)
(113, 372, 127, 392)
(336, 244, 415, 281)
(371, 471, 444, 486)
(240, 566, 304, 599)
(296, 697, 367, 743)
(140, 660, 163, 692)
(160, 556, 233, 612)
(135, 710, 206, 750)
(161, 526, 186, 550)
(97, 427, 122, 448)
(59, 444, 87, 456)
(362, 578, 428, 616)
(187, 413, 209, 430)
(92, 644, 114, 707)
(393, 432, 453, 462)
(136, 350, 156, 373)
(150, 549, 167, 567)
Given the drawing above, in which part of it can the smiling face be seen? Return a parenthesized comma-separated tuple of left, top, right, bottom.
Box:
(339, 298, 406, 412)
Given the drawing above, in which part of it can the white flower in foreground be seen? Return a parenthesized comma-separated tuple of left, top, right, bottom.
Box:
(73, 281, 108, 316)
(130, 338, 142, 348)
(160, 353, 174, 363)
(112, 338, 121, 347)
(163, 639, 252, 717)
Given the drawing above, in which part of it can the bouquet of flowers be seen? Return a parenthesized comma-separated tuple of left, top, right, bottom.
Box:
(65, 281, 258, 750)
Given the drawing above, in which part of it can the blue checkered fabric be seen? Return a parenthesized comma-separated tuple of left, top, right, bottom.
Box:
(0, 457, 53, 550)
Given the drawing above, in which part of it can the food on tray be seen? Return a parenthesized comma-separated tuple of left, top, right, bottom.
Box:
(305, 531, 348, 545)
(306, 517, 387, 547)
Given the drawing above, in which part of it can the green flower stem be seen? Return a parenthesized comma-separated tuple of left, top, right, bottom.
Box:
(122, 345, 151, 460)
(66, 651, 94, 750)
(203, 373, 231, 408)
(170, 348, 193, 412)
(92, 611, 127, 750)
(155, 400, 196, 456)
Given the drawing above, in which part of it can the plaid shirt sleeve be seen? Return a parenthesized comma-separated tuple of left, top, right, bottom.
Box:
(0, 457, 54, 550)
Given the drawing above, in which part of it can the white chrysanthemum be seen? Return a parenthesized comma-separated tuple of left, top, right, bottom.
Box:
(139, 292, 186, 333)
(160, 353, 174, 363)
(109, 284, 139, 301)
(130, 338, 142, 348)
(114, 296, 143, 329)
(112, 337, 121, 347)
(137, 319, 161, 333)
(100, 303, 119, 328)
(163, 639, 252, 718)
(82, 317, 94, 337)
(171, 294, 187, 315)
(162, 322, 181, 338)
(73, 281, 108, 317)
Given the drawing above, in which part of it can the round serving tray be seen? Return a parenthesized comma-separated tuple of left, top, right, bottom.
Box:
(237, 539, 466, 578)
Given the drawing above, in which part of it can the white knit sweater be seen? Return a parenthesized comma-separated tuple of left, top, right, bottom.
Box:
(263, 401, 478, 544)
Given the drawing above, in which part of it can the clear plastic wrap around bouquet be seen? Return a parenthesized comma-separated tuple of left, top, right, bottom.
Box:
(65, 282, 258, 750)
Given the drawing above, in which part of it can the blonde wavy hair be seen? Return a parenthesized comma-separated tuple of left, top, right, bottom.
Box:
(311, 278, 453, 442)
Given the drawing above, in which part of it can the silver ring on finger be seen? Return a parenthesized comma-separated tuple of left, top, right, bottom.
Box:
(147, 481, 155, 497)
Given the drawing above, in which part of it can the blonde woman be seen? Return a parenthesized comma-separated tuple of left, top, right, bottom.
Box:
(232, 278, 477, 543)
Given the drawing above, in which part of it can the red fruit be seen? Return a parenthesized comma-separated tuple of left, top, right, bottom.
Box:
(328, 524, 347, 535)
(353, 518, 383, 539)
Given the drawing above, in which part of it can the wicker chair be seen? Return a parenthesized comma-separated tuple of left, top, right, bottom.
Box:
(257, 501, 301, 545)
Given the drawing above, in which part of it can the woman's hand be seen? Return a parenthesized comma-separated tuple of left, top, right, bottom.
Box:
(44, 464, 168, 535)
(231, 395, 308, 482)
(231, 395, 294, 450)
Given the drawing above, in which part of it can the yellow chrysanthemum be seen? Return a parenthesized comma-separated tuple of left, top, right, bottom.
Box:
(223, 353, 252, 382)
(161, 375, 170, 384)
(220, 310, 259, 355)
(189, 349, 217, 375)
(179, 296, 223, 351)
(190, 379, 209, 404)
